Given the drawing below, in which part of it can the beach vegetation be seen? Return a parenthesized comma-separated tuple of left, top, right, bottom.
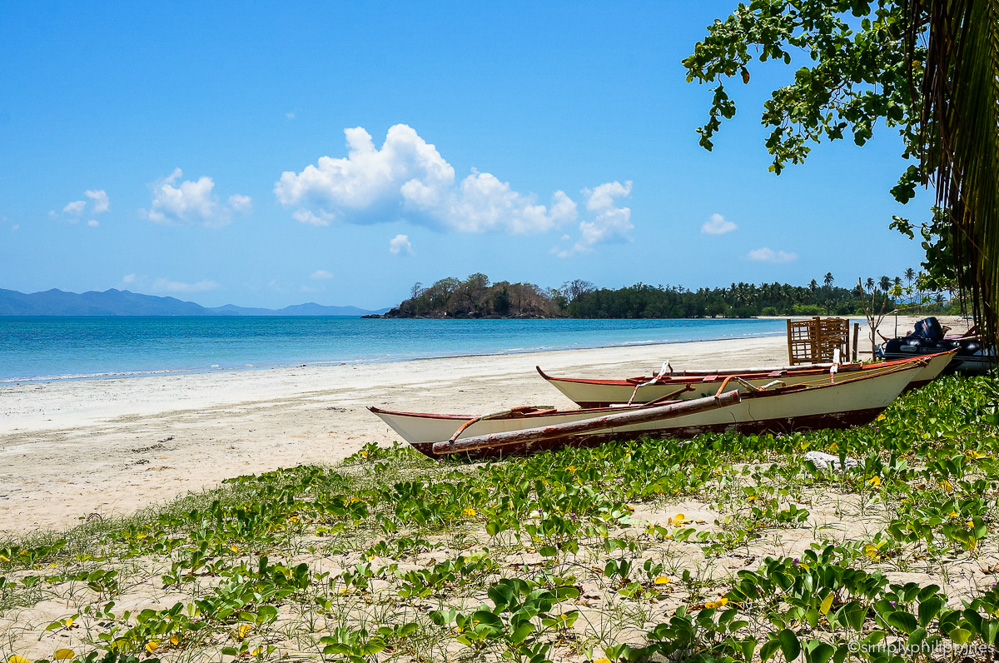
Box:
(0, 374, 997, 661)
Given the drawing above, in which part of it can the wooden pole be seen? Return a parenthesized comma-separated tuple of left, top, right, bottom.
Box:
(852, 323, 860, 362)
(786, 318, 793, 364)
(431, 390, 742, 455)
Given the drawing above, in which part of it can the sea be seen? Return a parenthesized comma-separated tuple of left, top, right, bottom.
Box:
(0, 317, 788, 383)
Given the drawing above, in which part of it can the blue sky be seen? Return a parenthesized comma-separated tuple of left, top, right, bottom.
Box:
(0, 2, 932, 310)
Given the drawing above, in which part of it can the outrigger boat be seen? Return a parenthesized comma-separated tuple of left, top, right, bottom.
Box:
(368, 359, 923, 459)
(537, 351, 955, 408)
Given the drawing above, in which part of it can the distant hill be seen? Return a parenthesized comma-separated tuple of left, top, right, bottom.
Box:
(0, 288, 388, 317)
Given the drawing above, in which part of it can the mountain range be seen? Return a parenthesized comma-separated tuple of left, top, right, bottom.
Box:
(0, 288, 389, 317)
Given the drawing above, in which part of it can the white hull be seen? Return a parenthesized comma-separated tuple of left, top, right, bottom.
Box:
(539, 352, 953, 407)
(368, 361, 921, 457)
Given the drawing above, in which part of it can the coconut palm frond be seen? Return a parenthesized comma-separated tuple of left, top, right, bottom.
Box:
(911, 0, 999, 349)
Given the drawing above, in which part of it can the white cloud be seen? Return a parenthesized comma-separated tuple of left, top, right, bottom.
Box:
(701, 213, 737, 235)
(555, 181, 633, 257)
(275, 124, 578, 235)
(747, 247, 798, 263)
(143, 169, 250, 227)
(152, 277, 220, 293)
(87, 219, 99, 227)
(63, 200, 86, 216)
(310, 270, 333, 280)
(122, 273, 138, 284)
(85, 189, 110, 213)
(57, 189, 110, 222)
(389, 234, 413, 256)
(286, 112, 296, 120)
(10, 224, 19, 232)
(228, 194, 252, 213)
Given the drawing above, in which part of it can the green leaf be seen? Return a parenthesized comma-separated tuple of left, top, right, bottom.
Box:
(804, 639, 834, 663)
(887, 610, 918, 634)
(509, 622, 534, 644)
(918, 596, 944, 628)
(778, 628, 801, 661)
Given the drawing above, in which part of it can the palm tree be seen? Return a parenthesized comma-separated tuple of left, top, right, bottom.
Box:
(879, 276, 892, 293)
(904, 2, 998, 347)
(905, 267, 916, 288)
(823, 272, 834, 289)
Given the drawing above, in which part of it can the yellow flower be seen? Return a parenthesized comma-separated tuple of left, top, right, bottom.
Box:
(237, 624, 252, 639)
(669, 513, 689, 526)
(864, 545, 879, 560)
(704, 601, 717, 609)
(940, 480, 954, 493)
(867, 476, 881, 487)
(230, 544, 239, 553)
(747, 495, 757, 502)
(625, 505, 634, 512)
(463, 508, 477, 517)
(9, 656, 31, 663)
(968, 450, 987, 459)
(593, 659, 611, 663)
(716, 597, 729, 606)
(64, 617, 73, 628)
(566, 465, 577, 472)
(0, 555, 8, 562)
(654, 576, 671, 585)
(876, 414, 886, 422)
(949, 510, 959, 518)
(170, 634, 181, 646)
(18, 550, 28, 556)
(54, 650, 75, 661)
(359, 450, 368, 457)
(146, 641, 158, 653)
(967, 520, 975, 528)
(252, 647, 263, 656)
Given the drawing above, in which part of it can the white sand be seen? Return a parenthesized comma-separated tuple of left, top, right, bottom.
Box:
(0, 315, 969, 536)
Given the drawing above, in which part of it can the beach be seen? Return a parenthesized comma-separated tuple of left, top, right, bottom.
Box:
(0, 315, 969, 536)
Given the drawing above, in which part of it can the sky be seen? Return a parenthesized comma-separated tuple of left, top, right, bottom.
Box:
(0, 2, 934, 310)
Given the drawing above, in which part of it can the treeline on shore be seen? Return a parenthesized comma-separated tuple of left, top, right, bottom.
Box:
(377, 273, 951, 319)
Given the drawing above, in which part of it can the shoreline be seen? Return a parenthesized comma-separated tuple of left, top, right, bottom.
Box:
(0, 315, 969, 536)
(0, 327, 792, 386)
(0, 316, 798, 385)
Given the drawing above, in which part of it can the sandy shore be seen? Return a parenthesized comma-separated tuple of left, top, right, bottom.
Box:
(0, 315, 970, 536)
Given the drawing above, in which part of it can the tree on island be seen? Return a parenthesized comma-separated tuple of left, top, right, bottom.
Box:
(684, 0, 997, 349)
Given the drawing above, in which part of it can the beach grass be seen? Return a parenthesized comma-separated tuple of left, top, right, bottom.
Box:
(1, 374, 998, 663)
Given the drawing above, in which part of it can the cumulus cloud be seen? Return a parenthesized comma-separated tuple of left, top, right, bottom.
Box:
(152, 277, 220, 293)
(85, 189, 110, 213)
(143, 169, 250, 227)
(228, 194, 252, 213)
(747, 247, 798, 263)
(389, 234, 413, 256)
(122, 273, 138, 284)
(87, 220, 99, 227)
(62, 200, 86, 216)
(555, 181, 633, 257)
(310, 270, 333, 280)
(54, 189, 110, 225)
(701, 213, 737, 235)
(275, 124, 579, 235)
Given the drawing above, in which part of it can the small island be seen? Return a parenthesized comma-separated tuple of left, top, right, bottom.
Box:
(369, 272, 949, 319)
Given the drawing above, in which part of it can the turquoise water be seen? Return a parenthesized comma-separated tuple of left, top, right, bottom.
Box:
(0, 317, 788, 383)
